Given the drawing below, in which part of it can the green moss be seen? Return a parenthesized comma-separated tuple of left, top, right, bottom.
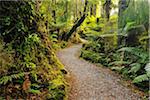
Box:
(0, 1, 67, 99)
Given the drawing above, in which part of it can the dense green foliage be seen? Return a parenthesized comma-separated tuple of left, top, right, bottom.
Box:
(0, 1, 67, 99)
(0, 0, 104, 99)
(0, 0, 149, 99)
(80, 0, 149, 96)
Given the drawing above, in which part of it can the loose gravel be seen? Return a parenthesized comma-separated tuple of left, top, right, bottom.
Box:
(57, 44, 143, 100)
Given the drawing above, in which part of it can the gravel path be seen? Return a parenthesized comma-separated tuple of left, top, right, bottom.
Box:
(57, 44, 142, 100)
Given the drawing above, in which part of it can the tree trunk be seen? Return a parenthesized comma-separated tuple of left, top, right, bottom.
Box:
(90, 4, 93, 16)
(103, 0, 112, 21)
(64, 0, 88, 41)
(52, 0, 56, 24)
(118, 0, 128, 45)
(118, 0, 128, 28)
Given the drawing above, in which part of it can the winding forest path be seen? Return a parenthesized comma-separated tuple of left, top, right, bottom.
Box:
(57, 44, 142, 100)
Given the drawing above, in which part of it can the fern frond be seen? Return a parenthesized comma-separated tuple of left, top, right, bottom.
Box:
(145, 63, 150, 77)
(118, 47, 148, 60)
(29, 89, 41, 94)
(145, 63, 150, 72)
(111, 66, 124, 72)
(133, 74, 149, 83)
(128, 63, 141, 73)
(139, 35, 150, 42)
(109, 61, 130, 66)
(132, 63, 150, 83)
(0, 72, 24, 85)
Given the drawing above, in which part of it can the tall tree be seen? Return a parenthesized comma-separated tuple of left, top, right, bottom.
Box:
(103, 0, 112, 21)
(64, 0, 88, 41)
(118, 0, 128, 28)
(118, 0, 128, 45)
(52, 0, 56, 24)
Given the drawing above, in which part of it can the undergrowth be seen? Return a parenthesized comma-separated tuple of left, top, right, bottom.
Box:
(80, 0, 149, 97)
(0, 1, 67, 99)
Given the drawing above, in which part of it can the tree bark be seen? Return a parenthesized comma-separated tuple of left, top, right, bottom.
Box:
(64, 0, 88, 41)
(118, 0, 128, 28)
(103, 0, 112, 21)
(118, 0, 128, 45)
(52, 0, 56, 24)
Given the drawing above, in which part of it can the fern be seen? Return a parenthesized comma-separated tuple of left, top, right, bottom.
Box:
(31, 83, 40, 88)
(122, 23, 145, 36)
(118, 47, 148, 61)
(49, 34, 58, 43)
(133, 74, 149, 83)
(0, 72, 24, 85)
(121, 21, 136, 36)
(111, 66, 124, 72)
(128, 63, 141, 73)
(29, 89, 41, 94)
(133, 63, 150, 83)
(31, 71, 38, 81)
(109, 61, 130, 66)
(139, 35, 150, 42)
(81, 50, 102, 63)
(145, 63, 150, 77)
(145, 63, 150, 72)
